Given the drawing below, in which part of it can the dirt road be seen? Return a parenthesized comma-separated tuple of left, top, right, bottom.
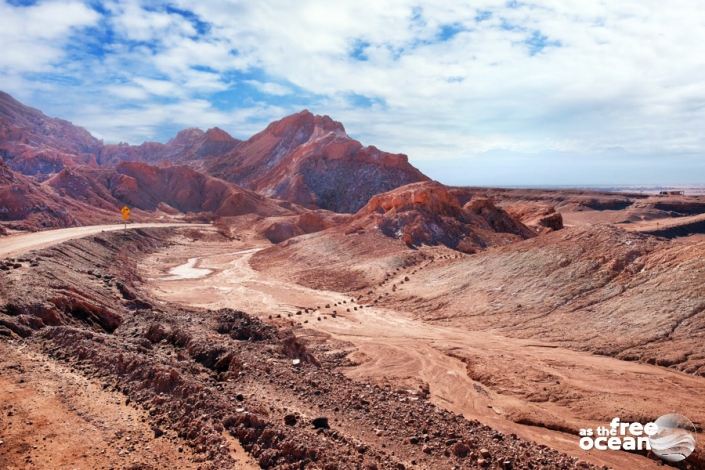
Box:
(0, 223, 212, 258)
(143, 239, 705, 470)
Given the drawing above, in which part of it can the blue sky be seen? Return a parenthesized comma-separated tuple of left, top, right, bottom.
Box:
(2, 0, 705, 185)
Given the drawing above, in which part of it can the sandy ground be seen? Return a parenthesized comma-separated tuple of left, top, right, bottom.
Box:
(140, 238, 705, 470)
(0, 339, 261, 470)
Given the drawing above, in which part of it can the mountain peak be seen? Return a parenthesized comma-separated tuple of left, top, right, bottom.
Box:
(203, 127, 236, 142)
(262, 110, 347, 139)
(168, 128, 205, 146)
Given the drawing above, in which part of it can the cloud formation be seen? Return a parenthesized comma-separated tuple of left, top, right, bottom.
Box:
(2, 0, 704, 184)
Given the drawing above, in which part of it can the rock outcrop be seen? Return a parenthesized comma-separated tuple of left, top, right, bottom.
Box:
(257, 212, 348, 244)
(250, 182, 538, 294)
(505, 203, 564, 234)
(351, 181, 536, 253)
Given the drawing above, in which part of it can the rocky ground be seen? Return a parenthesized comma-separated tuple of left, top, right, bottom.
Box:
(0, 227, 608, 470)
(2, 185, 705, 470)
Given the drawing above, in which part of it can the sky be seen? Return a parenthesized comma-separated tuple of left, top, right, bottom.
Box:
(2, 0, 705, 185)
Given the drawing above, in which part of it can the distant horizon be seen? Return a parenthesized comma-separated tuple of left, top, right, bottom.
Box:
(435, 184, 705, 196)
(449, 184, 705, 189)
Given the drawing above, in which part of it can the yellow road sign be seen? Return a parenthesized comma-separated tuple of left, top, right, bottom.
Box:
(121, 206, 131, 215)
(122, 214, 130, 221)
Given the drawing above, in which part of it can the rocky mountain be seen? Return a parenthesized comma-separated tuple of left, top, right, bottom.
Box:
(0, 91, 102, 176)
(84, 110, 430, 214)
(45, 162, 296, 218)
(0, 91, 429, 215)
(196, 110, 429, 213)
(0, 157, 117, 230)
(96, 127, 240, 168)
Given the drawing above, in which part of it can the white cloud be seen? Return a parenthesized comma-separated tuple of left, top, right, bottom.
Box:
(0, 0, 98, 73)
(105, 84, 149, 100)
(105, 0, 196, 43)
(4, 0, 705, 183)
(80, 98, 287, 144)
(245, 81, 292, 96)
(132, 77, 181, 97)
(165, 0, 705, 160)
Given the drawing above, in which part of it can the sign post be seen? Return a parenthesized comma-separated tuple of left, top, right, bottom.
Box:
(121, 206, 131, 231)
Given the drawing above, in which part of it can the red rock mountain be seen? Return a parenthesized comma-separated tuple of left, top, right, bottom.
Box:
(0, 157, 119, 230)
(96, 127, 240, 168)
(196, 111, 430, 213)
(45, 162, 295, 218)
(96, 111, 430, 213)
(0, 91, 430, 216)
(0, 91, 102, 176)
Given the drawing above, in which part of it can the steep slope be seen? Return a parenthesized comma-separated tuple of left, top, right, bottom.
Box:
(45, 162, 296, 218)
(43, 166, 124, 212)
(201, 110, 429, 213)
(0, 91, 101, 176)
(0, 157, 118, 230)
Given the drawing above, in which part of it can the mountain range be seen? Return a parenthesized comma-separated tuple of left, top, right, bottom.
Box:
(0, 91, 546, 253)
(0, 91, 427, 217)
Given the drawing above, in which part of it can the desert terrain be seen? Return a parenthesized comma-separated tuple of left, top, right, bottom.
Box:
(2, 91, 705, 469)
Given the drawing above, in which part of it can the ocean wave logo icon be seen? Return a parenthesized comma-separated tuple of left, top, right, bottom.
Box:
(649, 414, 697, 462)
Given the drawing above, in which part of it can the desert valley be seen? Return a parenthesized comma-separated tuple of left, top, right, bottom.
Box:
(1, 90, 705, 470)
